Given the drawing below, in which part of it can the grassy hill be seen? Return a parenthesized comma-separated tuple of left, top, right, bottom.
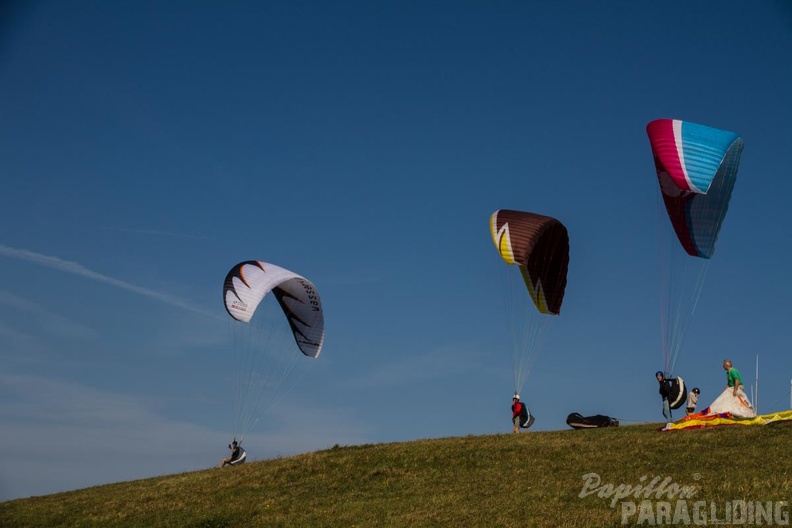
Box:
(2, 423, 790, 527)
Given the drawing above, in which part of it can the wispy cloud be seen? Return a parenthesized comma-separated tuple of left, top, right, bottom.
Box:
(0, 290, 97, 340)
(0, 374, 228, 501)
(341, 343, 486, 390)
(0, 374, 371, 502)
(0, 245, 218, 319)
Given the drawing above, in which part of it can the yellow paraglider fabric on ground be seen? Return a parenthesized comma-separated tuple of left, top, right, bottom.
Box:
(664, 409, 792, 431)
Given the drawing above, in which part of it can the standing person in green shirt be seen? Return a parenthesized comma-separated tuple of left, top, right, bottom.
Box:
(723, 359, 743, 397)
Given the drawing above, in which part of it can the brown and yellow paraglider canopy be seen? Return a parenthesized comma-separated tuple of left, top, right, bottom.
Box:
(490, 209, 569, 315)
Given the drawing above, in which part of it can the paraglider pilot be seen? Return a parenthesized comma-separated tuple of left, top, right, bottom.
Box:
(512, 394, 524, 434)
(221, 440, 245, 467)
(656, 371, 672, 423)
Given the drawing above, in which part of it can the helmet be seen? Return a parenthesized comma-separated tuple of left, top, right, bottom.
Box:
(692, 387, 700, 394)
(513, 394, 520, 400)
(655, 371, 664, 378)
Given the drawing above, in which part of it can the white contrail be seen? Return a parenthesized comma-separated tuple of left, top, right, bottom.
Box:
(0, 245, 218, 319)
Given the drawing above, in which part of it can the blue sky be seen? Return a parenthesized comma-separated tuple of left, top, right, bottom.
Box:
(2, 1, 791, 502)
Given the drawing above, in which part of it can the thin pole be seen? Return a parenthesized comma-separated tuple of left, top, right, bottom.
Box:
(755, 355, 759, 414)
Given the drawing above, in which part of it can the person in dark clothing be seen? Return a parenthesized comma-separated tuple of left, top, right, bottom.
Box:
(656, 371, 672, 422)
(221, 440, 246, 467)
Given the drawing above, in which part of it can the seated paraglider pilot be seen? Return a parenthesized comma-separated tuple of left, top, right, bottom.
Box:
(221, 440, 246, 467)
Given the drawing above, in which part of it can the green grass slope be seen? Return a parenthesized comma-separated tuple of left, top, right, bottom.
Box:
(2, 423, 791, 527)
